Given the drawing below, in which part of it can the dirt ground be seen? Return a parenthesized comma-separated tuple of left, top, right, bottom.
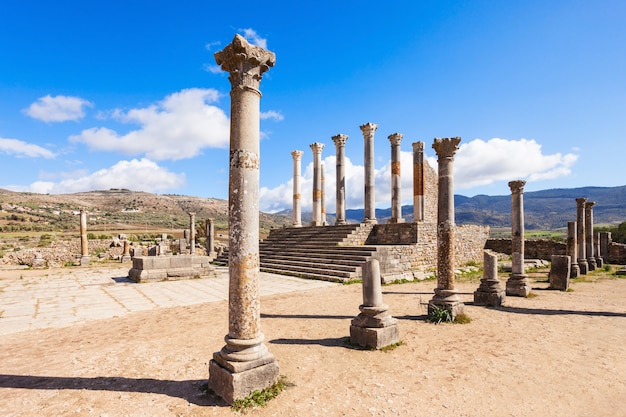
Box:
(1, 266, 626, 416)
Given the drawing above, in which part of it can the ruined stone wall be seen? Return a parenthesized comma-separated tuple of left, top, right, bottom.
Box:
(455, 225, 491, 264)
(365, 223, 419, 245)
(0, 239, 124, 267)
(485, 238, 566, 260)
(608, 242, 626, 264)
(423, 160, 438, 223)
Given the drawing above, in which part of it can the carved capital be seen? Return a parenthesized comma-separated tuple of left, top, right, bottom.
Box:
(432, 137, 461, 159)
(214, 34, 276, 92)
(388, 133, 403, 146)
(508, 180, 526, 194)
(585, 201, 596, 209)
(576, 197, 588, 207)
(291, 150, 303, 161)
(310, 142, 325, 154)
(360, 122, 378, 140)
(332, 134, 349, 148)
(412, 141, 425, 152)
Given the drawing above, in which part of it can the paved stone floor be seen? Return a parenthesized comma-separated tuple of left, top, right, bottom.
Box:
(0, 265, 337, 335)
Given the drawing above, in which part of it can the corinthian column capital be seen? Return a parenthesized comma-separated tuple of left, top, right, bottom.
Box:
(310, 142, 325, 154)
(332, 134, 349, 147)
(508, 180, 526, 194)
(291, 150, 303, 161)
(214, 34, 276, 92)
(388, 133, 403, 146)
(360, 122, 378, 140)
(432, 137, 461, 159)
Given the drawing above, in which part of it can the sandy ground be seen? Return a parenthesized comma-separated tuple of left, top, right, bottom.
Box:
(1, 266, 626, 416)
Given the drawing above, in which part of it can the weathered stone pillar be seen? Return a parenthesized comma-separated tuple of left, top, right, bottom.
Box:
(291, 150, 303, 227)
(576, 198, 588, 274)
(506, 180, 531, 296)
(412, 141, 425, 222)
(206, 218, 216, 257)
(332, 134, 348, 225)
(595, 232, 604, 268)
(567, 221, 580, 278)
(388, 133, 404, 224)
(209, 34, 279, 404)
(189, 212, 196, 255)
(585, 201, 597, 271)
(79, 209, 90, 266)
(310, 142, 324, 226)
(549, 255, 571, 291)
(474, 250, 506, 307)
(429, 137, 464, 318)
(321, 163, 327, 226)
(121, 239, 131, 263)
(600, 231, 611, 263)
(360, 122, 378, 224)
(350, 259, 399, 349)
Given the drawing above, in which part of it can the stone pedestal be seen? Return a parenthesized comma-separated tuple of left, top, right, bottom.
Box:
(474, 250, 506, 307)
(506, 180, 531, 297)
(209, 34, 278, 405)
(576, 198, 589, 274)
(291, 150, 303, 227)
(360, 122, 378, 224)
(332, 134, 348, 225)
(429, 137, 464, 318)
(388, 133, 404, 224)
(549, 255, 571, 290)
(350, 259, 399, 349)
(412, 141, 425, 222)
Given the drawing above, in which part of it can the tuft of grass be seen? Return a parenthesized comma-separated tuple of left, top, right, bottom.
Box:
(427, 305, 452, 324)
(525, 292, 538, 298)
(383, 278, 413, 286)
(380, 340, 404, 352)
(231, 375, 292, 413)
(565, 288, 574, 292)
(342, 278, 362, 285)
(453, 313, 472, 324)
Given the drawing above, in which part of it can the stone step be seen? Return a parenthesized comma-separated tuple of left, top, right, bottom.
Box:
(259, 267, 354, 283)
(260, 263, 357, 280)
(259, 245, 377, 257)
(261, 253, 368, 266)
(260, 257, 361, 272)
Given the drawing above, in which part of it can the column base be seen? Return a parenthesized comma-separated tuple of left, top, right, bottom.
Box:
(350, 305, 399, 349)
(587, 257, 597, 271)
(363, 218, 378, 225)
(208, 355, 279, 405)
(595, 257, 604, 268)
(387, 218, 405, 224)
(473, 279, 506, 307)
(579, 259, 589, 274)
(121, 255, 132, 263)
(80, 255, 90, 267)
(570, 263, 580, 279)
(335, 220, 347, 226)
(428, 289, 464, 320)
(506, 273, 531, 297)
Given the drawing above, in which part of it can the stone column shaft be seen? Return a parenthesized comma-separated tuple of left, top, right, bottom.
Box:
(567, 221, 580, 278)
(310, 142, 324, 226)
(332, 134, 348, 225)
(412, 141, 425, 222)
(210, 34, 278, 404)
(576, 198, 588, 274)
(388, 133, 404, 224)
(79, 209, 90, 266)
(429, 137, 463, 318)
(585, 201, 597, 270)
(189, 212, 196, 255)
(291, 150, 303, 227)
(360, 123, 378, 224)
(206, 218, 216, 256)
(600, 231, 611, 263)
(321, 163, 327, 225)
(506, 180, 531, 296)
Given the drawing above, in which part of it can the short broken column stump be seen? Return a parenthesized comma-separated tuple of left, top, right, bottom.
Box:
(474, 250, 506, 307)
(549, 255, 571, 291)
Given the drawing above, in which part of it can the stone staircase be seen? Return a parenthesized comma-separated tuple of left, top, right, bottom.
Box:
(212, 223, 377, 282)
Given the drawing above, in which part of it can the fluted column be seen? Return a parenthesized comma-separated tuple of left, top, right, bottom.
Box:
(360, 122, 378, 224)
(429, 137, 464, 318)
(576, 198, 588, 274)
(412, 141, 425, 222)
(567, 221, 580, 278)
(291, 150, 303, 227)
(209, 34, 278, 404)
(585, 201, 597, 271)
(506, 180, 531, 296)
(310, 142, 324, 226)
(79, 209, 90, 266)
(388, 133, 404, 224)
(332, 134, 348, 225)
(189, 212, 196, 255)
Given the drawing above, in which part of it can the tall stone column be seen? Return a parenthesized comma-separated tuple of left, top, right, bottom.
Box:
(332, 134, 348, 225)
(189, 212, 196, 255)
(585, 201, 597, 271)
(310, 142, 324, 226)
(429, 137, 464, 318)
(206, 218, 216, 257)
(506, 180, 531, 296)
(576, 198, 588, 274)
(600, 231, 611, 263)
(360, 122, 378, 224)
(209, 34, 279, 404)
(412, 141, 425, 222)
(79, 209, 90, 266)
(291, 150, 303, 227)
(595, 232, 604, 268)
(321, 163, 327, 226)
(567, 221, 580, 278)
(388, 133, 404, 224)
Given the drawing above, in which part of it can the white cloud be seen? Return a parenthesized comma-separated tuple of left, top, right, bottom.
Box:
(70, 88, 229, 161)
(239, 28, 267, 49)
(25, 95, 92, 122)
(259, 138, 579, 213)
(260, 110, 284, 121)
(4, 158, 185, 194)
(0, 137, 56, 158)
(204, 64, 224, 74)
(205, 40, 221, 51)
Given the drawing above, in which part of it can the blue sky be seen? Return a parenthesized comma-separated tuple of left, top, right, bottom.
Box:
(1, 0, 624, 214)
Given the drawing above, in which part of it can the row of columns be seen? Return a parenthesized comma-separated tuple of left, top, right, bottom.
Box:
(568, 197, 603, 277)
(291, 128, 428, 227)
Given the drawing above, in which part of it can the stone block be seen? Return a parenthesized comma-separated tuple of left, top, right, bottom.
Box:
(473, 290, 505, 307)
(350, 323, 399, 350)
(208, 358, 279, 405)
(549, 255, 570, 291)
